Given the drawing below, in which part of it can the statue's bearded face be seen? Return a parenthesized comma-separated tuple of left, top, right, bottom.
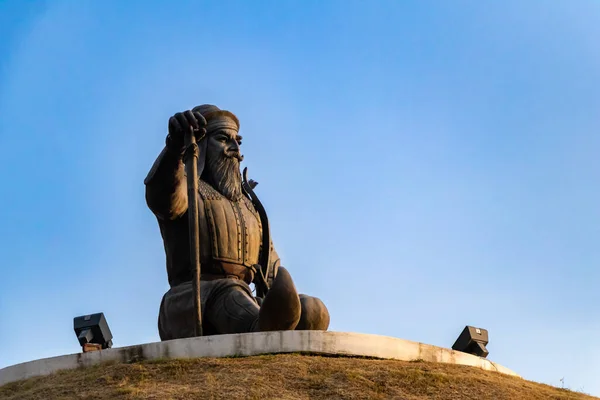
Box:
(204, 125, 244, 201)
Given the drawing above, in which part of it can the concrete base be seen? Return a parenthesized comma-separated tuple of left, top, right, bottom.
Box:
(0, 331, 519, 386)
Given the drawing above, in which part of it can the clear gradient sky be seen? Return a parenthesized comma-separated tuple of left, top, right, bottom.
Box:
(1, 0, 599, 395)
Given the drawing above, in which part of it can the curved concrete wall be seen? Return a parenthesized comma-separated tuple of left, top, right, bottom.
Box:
(0, 331, 519, 386)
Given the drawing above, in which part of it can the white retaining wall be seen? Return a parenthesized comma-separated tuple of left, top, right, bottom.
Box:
(0, 331, 519, 386)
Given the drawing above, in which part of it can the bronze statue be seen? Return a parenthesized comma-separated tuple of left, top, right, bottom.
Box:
(145, 105, 330, 340)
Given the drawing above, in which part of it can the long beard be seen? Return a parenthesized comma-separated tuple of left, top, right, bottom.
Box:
(205, 151, 242, 201)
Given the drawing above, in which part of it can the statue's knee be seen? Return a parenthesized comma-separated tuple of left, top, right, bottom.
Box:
(297, 294, 330, 331)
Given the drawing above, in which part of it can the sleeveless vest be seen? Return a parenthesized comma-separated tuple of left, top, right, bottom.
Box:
(197, 180, 263, 269)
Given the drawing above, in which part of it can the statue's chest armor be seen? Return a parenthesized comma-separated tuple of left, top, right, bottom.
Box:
(198, 181, 262, 266)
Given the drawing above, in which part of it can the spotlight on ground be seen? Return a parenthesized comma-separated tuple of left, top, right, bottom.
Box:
(73, 312, 113, 352)
(452, 326, 489, 358)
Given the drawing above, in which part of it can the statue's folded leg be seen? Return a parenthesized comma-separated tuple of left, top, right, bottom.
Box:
(295, 294, 330, 331)
(205, 279, 261, 333)
(159, 278, 260, 338)
(257, 267, 301, 331)
(159, 267, 303, 338)
(158, 280, 216, 340)
(207, 268, 303, 333)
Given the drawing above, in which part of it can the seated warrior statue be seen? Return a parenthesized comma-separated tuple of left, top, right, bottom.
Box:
(145, 104, 330, 340)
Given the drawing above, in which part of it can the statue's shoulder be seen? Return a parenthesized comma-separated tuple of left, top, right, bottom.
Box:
(198, 180, 222, 200)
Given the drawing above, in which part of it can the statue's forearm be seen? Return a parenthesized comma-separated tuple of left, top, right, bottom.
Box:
(144, 146, 188, 220)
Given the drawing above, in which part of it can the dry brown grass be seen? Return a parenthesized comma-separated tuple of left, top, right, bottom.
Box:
(0, 354, 596, 400)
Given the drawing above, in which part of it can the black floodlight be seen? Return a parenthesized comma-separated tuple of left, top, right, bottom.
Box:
(73, 312, 113, 349)
(452, 325, 489, 358)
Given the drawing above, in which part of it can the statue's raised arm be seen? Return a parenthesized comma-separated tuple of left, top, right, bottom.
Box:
(145, 110, 207, 220)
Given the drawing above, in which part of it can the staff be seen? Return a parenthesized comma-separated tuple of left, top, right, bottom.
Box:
(183, 125, 206, 336)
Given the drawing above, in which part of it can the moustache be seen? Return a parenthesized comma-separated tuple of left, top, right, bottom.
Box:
(223, 151, 244, 162)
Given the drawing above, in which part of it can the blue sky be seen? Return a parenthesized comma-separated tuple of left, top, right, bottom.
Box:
(1, 0, 599, 394)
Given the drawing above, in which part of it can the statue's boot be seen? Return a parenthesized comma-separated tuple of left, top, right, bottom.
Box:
(296, 294, 330, 330)
(257, 267, 301, 331)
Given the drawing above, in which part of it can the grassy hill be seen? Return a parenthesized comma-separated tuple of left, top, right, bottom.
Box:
(0, 354, 596, 400)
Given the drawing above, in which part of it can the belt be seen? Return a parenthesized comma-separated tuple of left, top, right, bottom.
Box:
(200, 273, 240, 281)
(201, 260, 256, 283)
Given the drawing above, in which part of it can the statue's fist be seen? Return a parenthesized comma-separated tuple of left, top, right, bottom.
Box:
(166, 110, 207, 152)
